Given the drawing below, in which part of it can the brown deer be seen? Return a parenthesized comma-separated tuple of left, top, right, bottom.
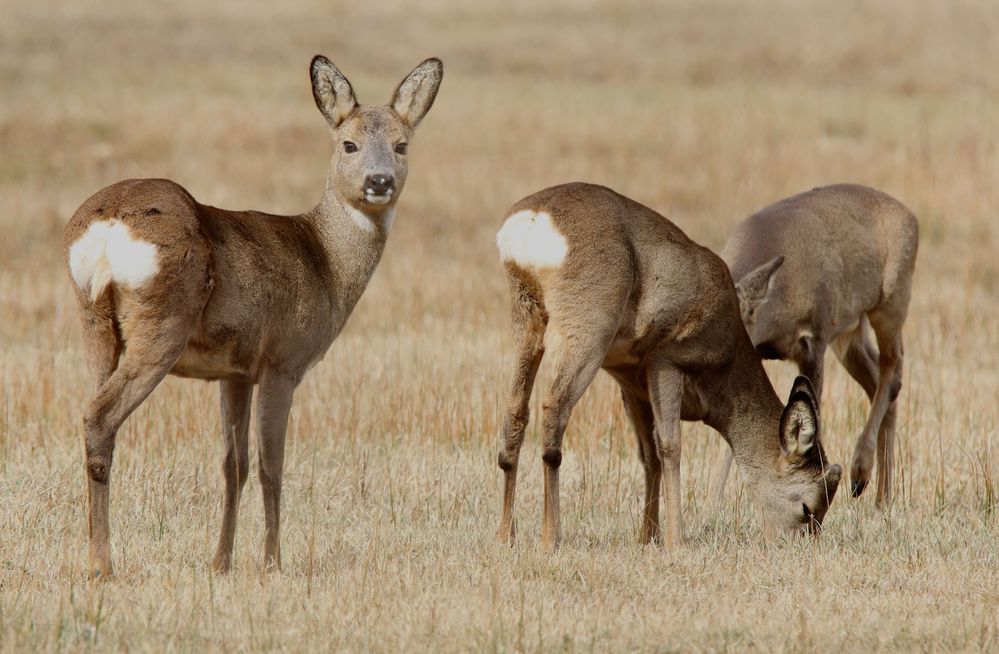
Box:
(494, 183, 842, 550)
(712, 184, 918, 507)
(63, 55, 443, 578)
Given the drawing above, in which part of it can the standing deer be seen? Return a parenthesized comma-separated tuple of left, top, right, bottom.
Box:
(63, 55, 443, 578)
(494, 183, 842, 549)
(712, 184, 918, 507)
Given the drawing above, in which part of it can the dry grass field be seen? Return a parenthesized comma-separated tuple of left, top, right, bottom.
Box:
(2, 0, 998, 651)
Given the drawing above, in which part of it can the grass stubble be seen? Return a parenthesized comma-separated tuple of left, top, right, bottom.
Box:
(0, 0, 997, 651)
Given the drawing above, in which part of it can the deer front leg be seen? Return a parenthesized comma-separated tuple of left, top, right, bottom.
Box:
(212, 380, 253, 573)
(620, 388, 661, 544)
(647, 361, 684, 548)
(709, 451, 734, 507)
(256, 371, 297, 571)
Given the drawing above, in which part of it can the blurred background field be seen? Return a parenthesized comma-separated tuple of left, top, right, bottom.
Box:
(1, 0, 997, 651)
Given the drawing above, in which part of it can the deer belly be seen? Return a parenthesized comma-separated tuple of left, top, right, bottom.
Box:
(603, 336, 640, 367)
(171, 341, 251, 380)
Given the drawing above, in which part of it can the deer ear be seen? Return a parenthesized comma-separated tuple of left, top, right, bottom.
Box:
(735, 255, 784, 316)
(779, 375, 819, 455)
(311, 55, 357, 128)
(390, 58, 443, 128)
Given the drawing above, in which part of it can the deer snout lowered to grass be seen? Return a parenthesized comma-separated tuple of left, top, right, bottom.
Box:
(494, 183, 842, 550)
(63, 55, 443, 579)
(712, 184, 918, 508)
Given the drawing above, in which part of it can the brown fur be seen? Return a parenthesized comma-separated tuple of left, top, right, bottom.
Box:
(63, 56, 443, 579)
(716, 184, 918, 506)
(495, 183, 842, 550)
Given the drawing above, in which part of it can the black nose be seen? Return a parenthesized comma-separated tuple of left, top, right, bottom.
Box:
(364, 174, 395, 195)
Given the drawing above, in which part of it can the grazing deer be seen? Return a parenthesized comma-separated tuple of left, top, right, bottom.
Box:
(712, 184, 918, 507)
(494, 183, 842, 550)
(63, 55, 443, 578)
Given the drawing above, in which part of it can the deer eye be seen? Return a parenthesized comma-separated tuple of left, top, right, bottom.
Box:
(343, 141, 358, 153)
(801, 503, 813, 523)
(394, 142, 408, 155)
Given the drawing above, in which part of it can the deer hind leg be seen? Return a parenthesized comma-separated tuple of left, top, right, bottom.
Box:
(496, 314, 545, 545)
(77, 288, 122, 388)
(618, 384, 661, 544)
(212, 380, 253, 573)
(875, 400, 898, 508)
(538, 323, 612, 552)
(831, 319, 879, 401)
(255, 370, 297, 571)
(82, 311, 193, 579)
(849, 311, 904, 501)
(835, 320, 898, 508)
(74, 290, 121, 579)
(496, 267, 546, 545)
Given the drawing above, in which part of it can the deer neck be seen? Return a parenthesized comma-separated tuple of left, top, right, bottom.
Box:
(708, 339, 786, 485)
(309, 182, 393, 321)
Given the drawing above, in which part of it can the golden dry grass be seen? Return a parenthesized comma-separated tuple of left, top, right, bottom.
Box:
(1, 0, 998, 651)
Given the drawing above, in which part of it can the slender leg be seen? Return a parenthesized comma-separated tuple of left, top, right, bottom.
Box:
(77, 290, 121, 388)
(710, 451, 734, 507)
(831, 326, 879, 401)
(75, 293, 121, 579)
(82, 320, 190, 579)
(832, 324, 896, 506)
(256, 370, 297, 571)
(78, 322, 118, 581)
(212, 380, 253, 573)
(849, 315, 903, 499)
(539, 336, 608, 552)
(646, 360, 684, 547)
(496, 268, 547, 544)
(496, 345, 544, 545)
(619, 386, 661, 544)
(855, 328, 899, 508)
(875, 401, 897, 507)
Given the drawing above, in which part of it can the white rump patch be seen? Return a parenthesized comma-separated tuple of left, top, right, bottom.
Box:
(496, 210, 568, 269)
(69, 220, 159, 300)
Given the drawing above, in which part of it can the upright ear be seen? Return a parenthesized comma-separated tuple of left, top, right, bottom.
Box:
(311, 55, 357, 128)
(779, 375, 819, 456)
(390, 58, 443, 128)
(735, 255, 784, 316)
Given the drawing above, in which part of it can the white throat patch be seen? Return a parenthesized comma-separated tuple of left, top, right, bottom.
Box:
(496, 210, 568, 269)
(346, 205, 395, 233)
(382, 208, 396, 231)
(69, 220, 160, 300)
(346, 205, 376, 232)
